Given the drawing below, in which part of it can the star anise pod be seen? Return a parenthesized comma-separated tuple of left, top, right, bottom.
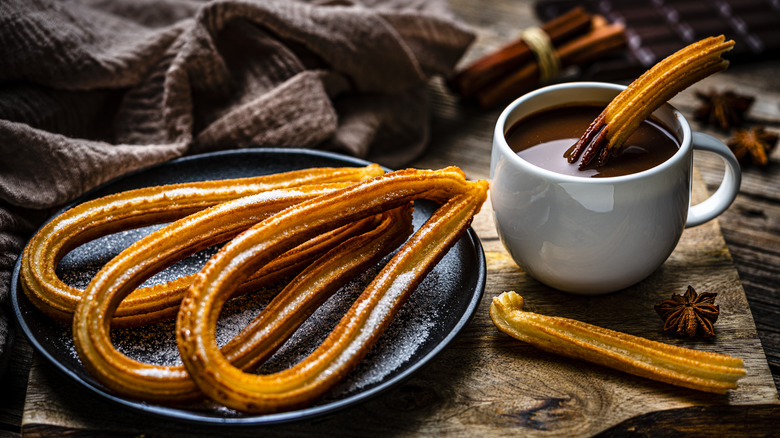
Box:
(694, 89, 754, 130)
(727, 126, 778, 166)
(654, 286, 719, 339)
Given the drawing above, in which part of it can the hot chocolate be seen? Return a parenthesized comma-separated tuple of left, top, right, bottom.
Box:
(506, 105, 680, 178)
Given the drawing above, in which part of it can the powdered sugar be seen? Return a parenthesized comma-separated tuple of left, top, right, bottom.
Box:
(52, 202, 475, 414)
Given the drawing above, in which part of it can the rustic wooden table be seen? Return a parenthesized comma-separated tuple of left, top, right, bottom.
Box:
(1, 0, 779, 436)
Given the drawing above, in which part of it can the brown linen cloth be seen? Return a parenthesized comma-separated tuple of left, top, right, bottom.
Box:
(0, 0, 474, 361)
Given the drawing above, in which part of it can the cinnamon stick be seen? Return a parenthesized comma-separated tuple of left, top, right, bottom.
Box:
(450, 7, 592, 99)
(475, 17, 626, 108)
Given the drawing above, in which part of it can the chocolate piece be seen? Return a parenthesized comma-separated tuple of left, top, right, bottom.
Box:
(535, 0, 780, 80)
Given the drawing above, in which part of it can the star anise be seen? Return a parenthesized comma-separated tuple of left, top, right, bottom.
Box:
(654, 286, 719, 339)
(694, 89, 754, 130)
(727, 126, 778, 166)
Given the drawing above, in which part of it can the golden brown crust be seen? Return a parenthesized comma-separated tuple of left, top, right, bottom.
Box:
(21, 165, 383, 326)
(70, 202, 413, 403)
(64, 169, 487, 412)
(174, 167, 487, 413)
(37, 165, 488, 412)
(569, 36, 734, 168)
(224, 205, 415, 371)
(490, 291, 745, 394)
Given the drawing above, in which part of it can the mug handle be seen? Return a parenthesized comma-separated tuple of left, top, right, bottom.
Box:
(686, 132, 742, 228)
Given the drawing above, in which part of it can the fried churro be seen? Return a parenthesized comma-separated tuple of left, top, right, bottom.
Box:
(490, 291, 745, 394)
(569, 36, 734, 168)
(176, 168, 488, 413)
(26, 164, 488, 412)
(72, 201, 412, 402)
(21, 165, 382, 326)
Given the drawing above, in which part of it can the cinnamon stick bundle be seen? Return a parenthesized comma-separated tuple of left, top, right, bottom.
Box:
(450, 7, 591, 98)
(449, 8, 626, 108)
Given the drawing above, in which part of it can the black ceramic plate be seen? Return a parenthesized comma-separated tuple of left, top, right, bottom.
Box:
(11, 149, 486, 425)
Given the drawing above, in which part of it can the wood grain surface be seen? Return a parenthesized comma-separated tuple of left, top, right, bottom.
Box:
(2, 0, 779, 436)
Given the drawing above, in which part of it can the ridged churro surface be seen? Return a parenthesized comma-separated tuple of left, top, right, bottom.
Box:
(176, 168, 487, 412)
(21, 165, 382, 327)
(26, 165, 488, 413)
(490, 291, 745, 394)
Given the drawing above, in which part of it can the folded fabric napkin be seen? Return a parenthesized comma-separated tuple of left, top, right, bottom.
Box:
(0, 0, 474, 362)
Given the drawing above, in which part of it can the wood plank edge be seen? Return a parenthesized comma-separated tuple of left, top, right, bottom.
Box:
(596, 403, 780, 437)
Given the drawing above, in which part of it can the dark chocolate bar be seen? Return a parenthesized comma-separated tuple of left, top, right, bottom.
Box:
(535, 0, 780, 80)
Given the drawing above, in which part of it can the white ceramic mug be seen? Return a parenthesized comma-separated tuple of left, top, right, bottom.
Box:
(490, 82, 741, 294)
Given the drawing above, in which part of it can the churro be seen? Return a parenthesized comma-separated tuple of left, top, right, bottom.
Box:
(490, 291, 745, 394)
(176, 168, 488, 412)
(569, 36, 734, 168)
(72, 202, 412, 402)
(27, 164, 488, 412)
(21, 165, 382, 326)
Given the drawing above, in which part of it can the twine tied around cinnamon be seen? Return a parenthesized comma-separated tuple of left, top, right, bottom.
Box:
(448, 7, 627, 108)
(520, 26, 560, 83)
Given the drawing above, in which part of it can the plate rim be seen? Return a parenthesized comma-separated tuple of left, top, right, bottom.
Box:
(11, 148, 486, 426)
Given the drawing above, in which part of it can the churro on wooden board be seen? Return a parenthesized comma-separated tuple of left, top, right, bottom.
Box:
(490, 292, 745, 394)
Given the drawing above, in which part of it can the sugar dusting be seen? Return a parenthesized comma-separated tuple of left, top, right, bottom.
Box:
(53, 205, 470, 413)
